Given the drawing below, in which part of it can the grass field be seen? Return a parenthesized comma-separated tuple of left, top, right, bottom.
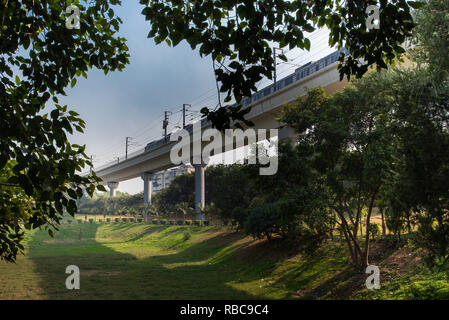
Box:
(0, 220, 448, 299)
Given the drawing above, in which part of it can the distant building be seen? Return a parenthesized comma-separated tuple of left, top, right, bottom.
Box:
(152, 164, 194, 193)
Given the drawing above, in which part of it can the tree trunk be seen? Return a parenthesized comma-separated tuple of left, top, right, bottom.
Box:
(381, 210, 386, 236)
(363, 189, 379, 268)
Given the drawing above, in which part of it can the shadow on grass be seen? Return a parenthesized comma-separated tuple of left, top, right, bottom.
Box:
(26, 224, 264, 299)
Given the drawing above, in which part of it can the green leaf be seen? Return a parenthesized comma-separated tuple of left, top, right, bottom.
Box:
(304, 38, 311, 51)
(408, 1, 426, 9)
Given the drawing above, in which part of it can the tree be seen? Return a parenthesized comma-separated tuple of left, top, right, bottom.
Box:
(228, 141, 331, 246)
(411, 0, 449, 81)
(140, 0, 422, 130)
(0, 1, 129, 262)
(280, 71, 397, 269)
(206, 164, 256, 223)
(175, 202, 194, 222)
(382, 68, 449, 266)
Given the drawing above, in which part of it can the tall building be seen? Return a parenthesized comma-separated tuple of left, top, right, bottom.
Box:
(152, 164, 194, 193)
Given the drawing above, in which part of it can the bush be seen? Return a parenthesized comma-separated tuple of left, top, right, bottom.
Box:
(137, 218, 143, 223)
(183, 231, 192, 241)
(106, 218, 111, 223)
(122, 218, 128, 222)
(413, 215, 449, 267)
(114, 218, 119, 223)
(169, 220, 175, 225)
(244, 203, 280, 240)
(98, 219, 103, 223)
(89, 218, 94, 224)
(77, 219, 82, 224)
(67, 220, 72, 224)
(159, 219, 167, 225)
(194, 220, 202, 226)
(128, 218, 135, 222)
(203, 220, 210, 226)
(368, 223, 382, 240)
(152, 219, 159, 225)
(185, 220, 192, 225)
(177, 220, 184, 225)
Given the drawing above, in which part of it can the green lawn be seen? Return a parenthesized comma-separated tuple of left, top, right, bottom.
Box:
(0, 221, 447, 299)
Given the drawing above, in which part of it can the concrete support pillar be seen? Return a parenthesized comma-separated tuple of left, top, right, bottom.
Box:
(141, 172, 154, 206)
(107, 181, 119, 198)
(194, 164, 206, 221)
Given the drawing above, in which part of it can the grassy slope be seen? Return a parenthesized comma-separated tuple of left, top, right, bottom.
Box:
(0, 222, 447, 299)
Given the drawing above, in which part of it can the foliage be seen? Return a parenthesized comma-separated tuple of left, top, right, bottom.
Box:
(411, 0, 449, 81)
(368, 223, 381, 240)
(206, 164, 257, 223)
(175, 202, 195, 220)
(183, 231, 192, 241)
(0, 0, 129, 262)
(280, 70, 398, 268)
(140, 0, 420, 130)
(244, 202, 281, 241)
(383, 68, 449, 266)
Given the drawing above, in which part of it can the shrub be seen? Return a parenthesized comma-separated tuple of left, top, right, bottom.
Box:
(183, 231, 191, 241)
(152, 219, 159, 225)
(128, 218, 135, 223)
(177, 220, 184, 225)
(160, 219, 167, 225)
(106, 218, 111, 223)
(77, 219, 82, 224)
(203, 220, 210, 226)
(244, 203, 280, 240)
(89, 218, 94, 224)
(114, 218, 119, 223)
(368, 223, 382, 240)
(137, 218, 143, 223)
(67, 220, 72, 224)
(194, 220, 202, 226)
(122, 218, 128, 222)
(99, 219, 103, 223)
(185, 220, 192, 225)
(169, 220, 175, 225)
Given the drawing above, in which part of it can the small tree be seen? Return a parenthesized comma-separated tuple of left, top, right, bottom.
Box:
(175, 202, 194, 223)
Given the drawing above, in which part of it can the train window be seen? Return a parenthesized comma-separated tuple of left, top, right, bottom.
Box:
(285, 76, 293, 86)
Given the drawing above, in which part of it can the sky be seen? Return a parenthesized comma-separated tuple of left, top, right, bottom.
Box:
(62, 2, 334, 195)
